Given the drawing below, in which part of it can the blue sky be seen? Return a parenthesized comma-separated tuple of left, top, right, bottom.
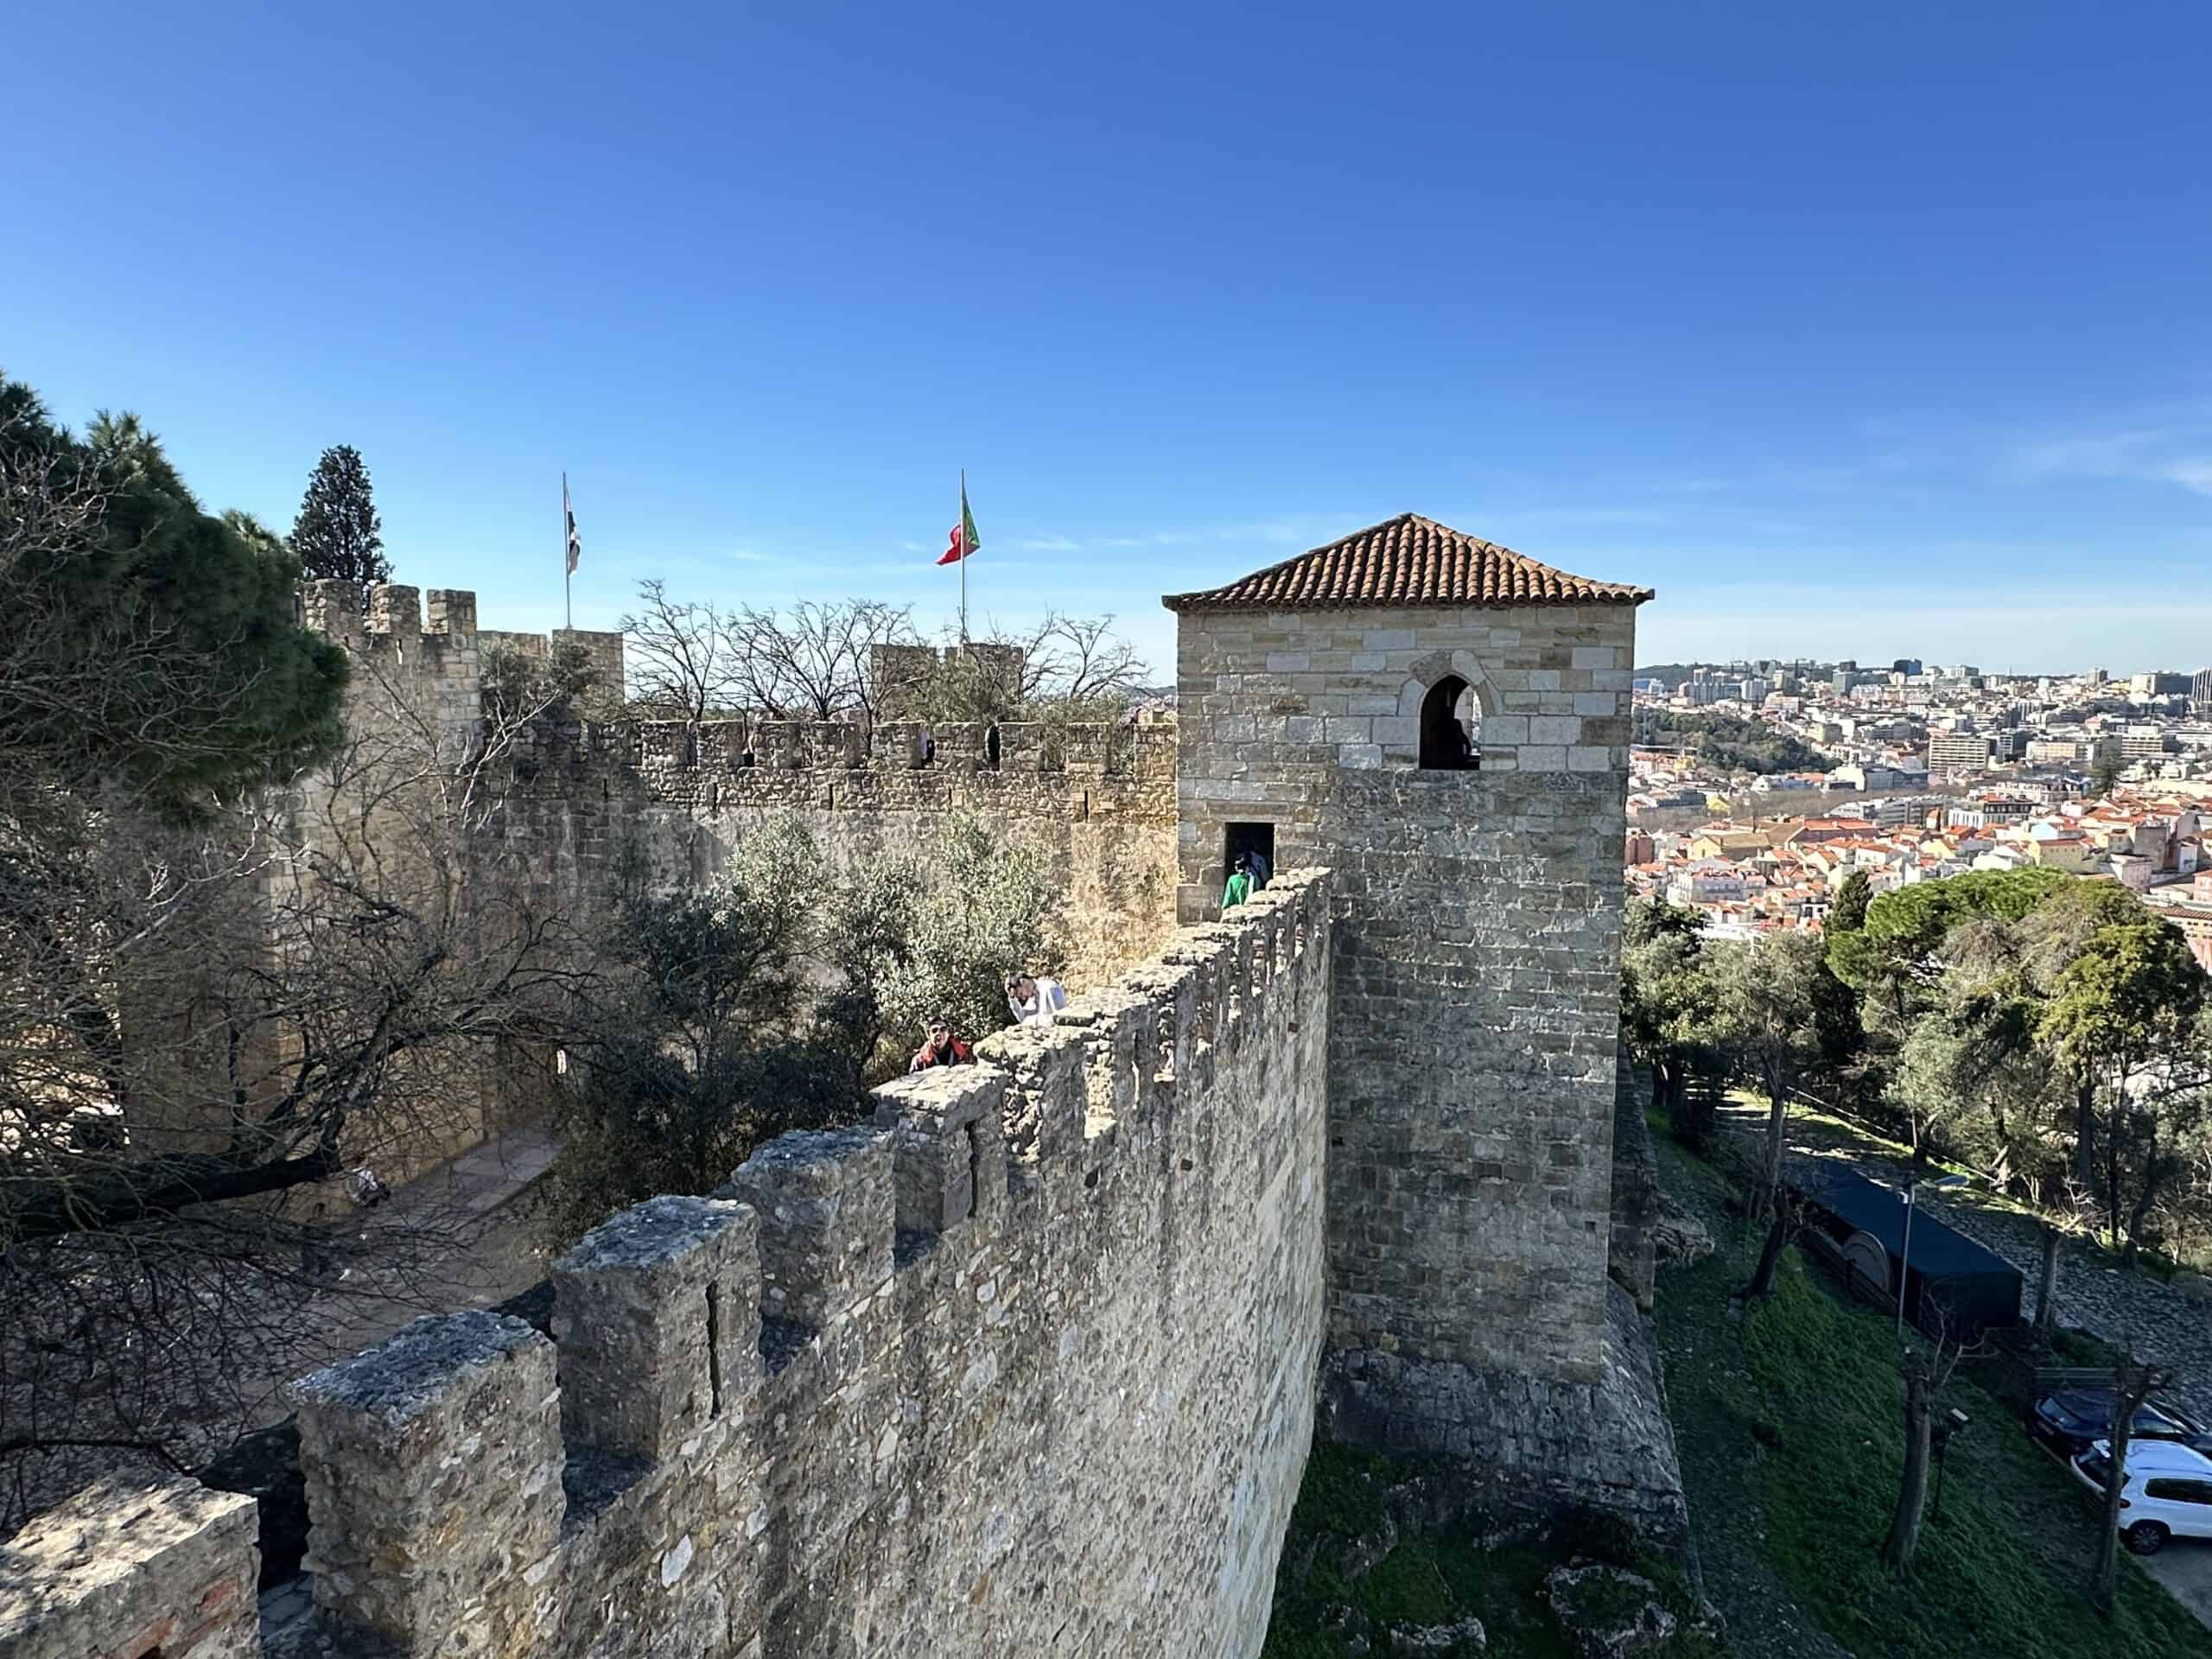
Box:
(8, 2, 2210, 677)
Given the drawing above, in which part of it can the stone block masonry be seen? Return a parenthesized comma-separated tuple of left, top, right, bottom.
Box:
(0, 1478, 259, 1659)
(2, 871, 1335, 1659)
(1171, 593, 1675, 1522)
(499, 709, 1180, 992)
(304, 582, 1179, 994)
(282, 582, 1179, 1192)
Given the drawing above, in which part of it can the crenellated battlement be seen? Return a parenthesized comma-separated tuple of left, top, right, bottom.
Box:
(301, 579, 627, 721)
(594, 709, 1173, 804)
(1, 871, 1334, 1659)
(297, 580, 1172, 811)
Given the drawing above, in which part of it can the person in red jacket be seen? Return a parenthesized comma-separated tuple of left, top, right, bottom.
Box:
(909, 1014, 973, 1072)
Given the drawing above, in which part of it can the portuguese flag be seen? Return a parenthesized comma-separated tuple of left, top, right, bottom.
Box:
(938, 477, 981, 565)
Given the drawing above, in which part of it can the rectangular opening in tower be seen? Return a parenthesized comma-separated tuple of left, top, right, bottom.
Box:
(1224, 821, 1276, 886)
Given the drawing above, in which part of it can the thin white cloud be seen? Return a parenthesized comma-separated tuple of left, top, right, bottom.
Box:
(2018, 421, 2212, 498)
(1017, 534, 1082, 552)
(1097, 530, 1201, 549)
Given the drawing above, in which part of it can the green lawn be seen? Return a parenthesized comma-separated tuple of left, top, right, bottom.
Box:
(1656, 1125, 2210, 1659)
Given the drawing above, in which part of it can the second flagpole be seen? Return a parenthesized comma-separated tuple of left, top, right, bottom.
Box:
(958, 468, 968, 645)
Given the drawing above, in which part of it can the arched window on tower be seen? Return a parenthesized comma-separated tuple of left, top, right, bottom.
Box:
(1418, 675, 1480, 771)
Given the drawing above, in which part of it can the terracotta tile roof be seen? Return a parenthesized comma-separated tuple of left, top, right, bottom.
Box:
(1160, 512, 1655, 612)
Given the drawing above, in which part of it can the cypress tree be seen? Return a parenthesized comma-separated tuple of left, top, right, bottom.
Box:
(290, 443, 389, 596)
(1829, 869, 1872, 934)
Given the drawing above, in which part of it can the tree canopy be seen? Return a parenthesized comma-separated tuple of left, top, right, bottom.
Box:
(0, 377, 349, 816)
(290, 443, 389, 596)
(1633, 707, 1828, 775)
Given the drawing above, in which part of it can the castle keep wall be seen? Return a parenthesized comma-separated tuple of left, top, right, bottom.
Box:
(2, 871, 1334, 1659)
(1173, 601, 1676, 1526)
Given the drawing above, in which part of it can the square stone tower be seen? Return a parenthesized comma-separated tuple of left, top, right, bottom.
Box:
(1166, 514, 1653, 1462)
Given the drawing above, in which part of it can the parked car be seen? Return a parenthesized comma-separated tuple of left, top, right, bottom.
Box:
(2071, 1438, 2212, 1554)
(2031, 1387, 2212, 1459)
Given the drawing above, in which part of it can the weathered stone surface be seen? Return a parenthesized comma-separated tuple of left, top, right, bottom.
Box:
(1389, 1614, 1488, 1651)
(0, 1478, 259, 1659)
(1542, 1564, 1678, 1658)
(554, 1195, 760, 1463)
(1322, 1287, 1688, 1546)
(2, 875, 1336, 1659)
(1173, 595, 1670, 1526)
(1649, 1193, 1713, 1271)
(9, 549, 1694, 1655)
(291, 1311, 564, 1654)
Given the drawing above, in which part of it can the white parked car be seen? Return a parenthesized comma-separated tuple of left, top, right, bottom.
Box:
(2071, 1436, 2212, 1554)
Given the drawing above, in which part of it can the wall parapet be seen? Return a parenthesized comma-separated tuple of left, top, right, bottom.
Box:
(1, 870, 1334, 1659)
(300, 581, 1174, 805)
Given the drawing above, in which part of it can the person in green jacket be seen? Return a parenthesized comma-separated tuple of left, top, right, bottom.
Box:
(1222, 854, 1253, 911)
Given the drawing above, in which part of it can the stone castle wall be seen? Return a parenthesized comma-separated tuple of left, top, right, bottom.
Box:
(302, 582, 1178, 995)
(1173, 600, 1662, 1504)
(1, 872, 1335, 1659)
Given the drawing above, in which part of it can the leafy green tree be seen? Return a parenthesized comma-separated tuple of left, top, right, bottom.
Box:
(1713, 929, 1859, 1216)
(542, 821, 856, 1244)
(826, 811, 1065, 1080)
(1827, 866, 2069, 1020)
(542, 810, 1065, 1243)
(1620, 899, 1723, 1147)
(2, 382, 586, 1518)
(1631, 707, 1829, 775)
(2090, 753, 2125, 798)
(2037, 918, 2209, 1257)
(290, 443, 389, 598)
(1828, 869, 1872, 934)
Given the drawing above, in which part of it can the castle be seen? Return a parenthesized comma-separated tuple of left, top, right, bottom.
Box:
(0, 515, 1681, 1659)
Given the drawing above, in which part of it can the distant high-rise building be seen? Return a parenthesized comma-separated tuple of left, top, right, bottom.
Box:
(2193, 667, 2212, 709)
(1927, 732, 1993, 777)
(2121, 727, 2173, 760)
(1891, 658, 1923, 676)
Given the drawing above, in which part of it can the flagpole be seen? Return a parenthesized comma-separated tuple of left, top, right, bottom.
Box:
(958, 468, 968, 645)
(562, 472, 573, 631)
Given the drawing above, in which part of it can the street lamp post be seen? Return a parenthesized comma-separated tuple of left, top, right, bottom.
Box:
(1897, 1172, 1971, 1337)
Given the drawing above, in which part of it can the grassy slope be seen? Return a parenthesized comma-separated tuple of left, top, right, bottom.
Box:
(1654, 1119, 2210, 1659)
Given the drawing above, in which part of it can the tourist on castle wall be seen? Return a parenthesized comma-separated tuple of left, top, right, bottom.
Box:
(1006, 970, 1067, 1026)
(910, 1014, 974, 1071)
(1223, 855, 1253, 910)
(1246, 847, 1271, 890)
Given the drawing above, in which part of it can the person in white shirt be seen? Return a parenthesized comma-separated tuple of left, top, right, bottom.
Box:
(1005, 970, 1067, 1027)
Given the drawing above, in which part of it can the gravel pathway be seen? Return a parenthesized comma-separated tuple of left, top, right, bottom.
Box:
(1713, 1098, 2212, 1423)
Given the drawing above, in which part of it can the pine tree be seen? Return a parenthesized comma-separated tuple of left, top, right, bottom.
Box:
(1829, 869, 1872, 934)
(290, 444, 389, 597)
